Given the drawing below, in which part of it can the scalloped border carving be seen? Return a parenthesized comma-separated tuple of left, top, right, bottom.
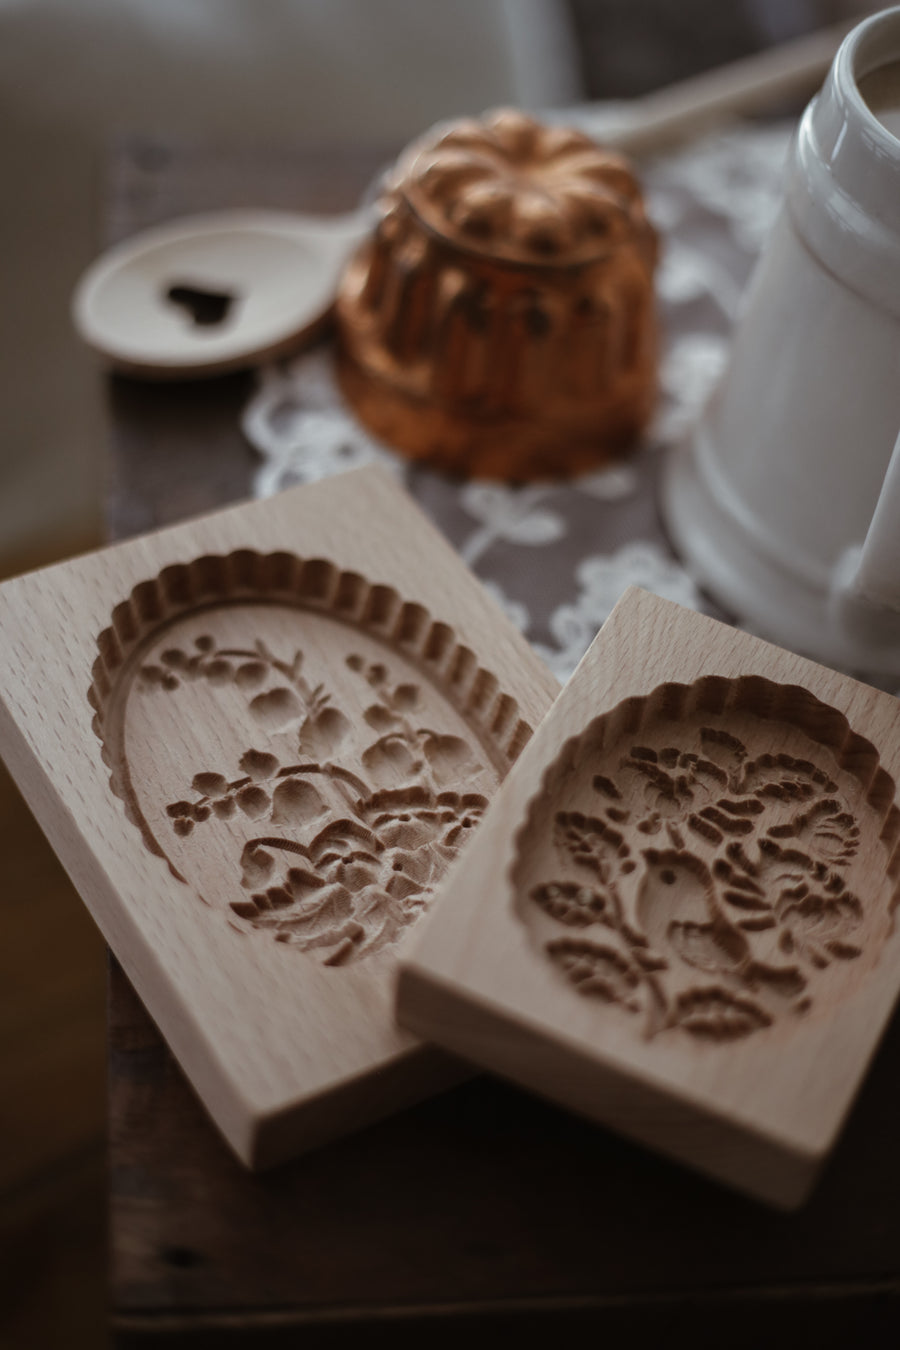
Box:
(88, 551, 533, 957)
(512, 675, 900, 1042)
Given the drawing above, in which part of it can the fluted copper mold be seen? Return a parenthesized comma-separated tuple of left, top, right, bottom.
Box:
(335, 108, 658, 481)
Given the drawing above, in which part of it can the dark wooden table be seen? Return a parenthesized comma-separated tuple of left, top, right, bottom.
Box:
(107, 137, 900, 1348)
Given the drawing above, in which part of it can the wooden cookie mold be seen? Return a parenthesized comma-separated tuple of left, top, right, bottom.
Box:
(398, 589, 900, 1208)
(90, 551, 527, 967)
(0, 469, 558, 1167)
(514, 678, 900, 1044)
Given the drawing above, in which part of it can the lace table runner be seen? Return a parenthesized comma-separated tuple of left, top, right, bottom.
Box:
(242, 122, 793, 681)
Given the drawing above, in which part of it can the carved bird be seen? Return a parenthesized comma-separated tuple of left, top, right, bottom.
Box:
(637, 849, 746, 971)
(636, 847, 805, 1002)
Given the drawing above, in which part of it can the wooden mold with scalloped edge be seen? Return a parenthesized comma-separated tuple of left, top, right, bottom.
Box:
(397, 588, 900, 1209)
(0, 467, 558, 1168)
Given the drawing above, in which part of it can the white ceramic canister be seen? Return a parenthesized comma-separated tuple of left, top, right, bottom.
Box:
(662, 6, 900, 673)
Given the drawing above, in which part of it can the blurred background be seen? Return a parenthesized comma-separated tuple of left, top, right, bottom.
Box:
(0, 1, 879, 1344)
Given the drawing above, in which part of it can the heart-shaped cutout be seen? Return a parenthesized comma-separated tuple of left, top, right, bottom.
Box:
(165, 283, 235, 328)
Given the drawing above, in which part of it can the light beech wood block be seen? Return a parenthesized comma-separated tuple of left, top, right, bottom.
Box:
(397, 588, 900, 1208)
(0, 468, 558, 1167)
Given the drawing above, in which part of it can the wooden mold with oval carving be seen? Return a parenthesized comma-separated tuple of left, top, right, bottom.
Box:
(397, 588, 900, 1209)
(0, 468, 559, 1168)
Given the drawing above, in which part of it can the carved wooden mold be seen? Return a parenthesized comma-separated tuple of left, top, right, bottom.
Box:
(397, 589, 900, 1208)
(513, 677, 900, 1045)
(89, 551, 528, 967)
(0, 470, 559, 1168)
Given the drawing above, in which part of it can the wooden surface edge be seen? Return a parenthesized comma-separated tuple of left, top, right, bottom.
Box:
(250, 1039, 469, 1169)
(395, 959, 819, 1210)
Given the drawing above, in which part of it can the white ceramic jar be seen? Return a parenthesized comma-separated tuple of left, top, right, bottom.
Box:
(662, 6, 900, 672)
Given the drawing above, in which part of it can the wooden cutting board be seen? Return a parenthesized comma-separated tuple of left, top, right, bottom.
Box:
(0, 467, 558, 1167)
(397, 588, 900, 1208)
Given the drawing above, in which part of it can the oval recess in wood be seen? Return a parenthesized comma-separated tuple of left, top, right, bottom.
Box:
(89, 551, 532, 965)
(512, 675, 900, 1042)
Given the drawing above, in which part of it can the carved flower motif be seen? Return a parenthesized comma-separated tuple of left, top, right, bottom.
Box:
(774, 888, 863, 968)
(519, 700, 899, 1045)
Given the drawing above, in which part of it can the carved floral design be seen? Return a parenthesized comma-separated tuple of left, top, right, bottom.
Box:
(140, 635, 488, 965)
(519, 712, 898, 1043)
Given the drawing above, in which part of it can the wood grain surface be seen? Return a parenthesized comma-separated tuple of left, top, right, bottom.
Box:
(398, 589, 900, 1207)
(0, 469, 557, 1167)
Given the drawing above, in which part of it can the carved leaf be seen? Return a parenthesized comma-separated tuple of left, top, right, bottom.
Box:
(667, 920, 748, 975)
(693, 805, 753, 837)
(530, 880, 613, 928)
(421, 732, 478, 785)
(671, 987, 771, 1040)
(592, 774, 623, 802)
(235, 660, 268, 690)
(767, 798, 860, 866)
(268, 884, 355, 940)
(166, 799, 194, 819)
(699, 727, 747, 780)
(713, 853, 768, 912)
(240, 844, 276, 890)
(285, 867, 327, 901)
(376, 812, 446, 850)
(739, 753, 836, 802)
(775, 888, 862, 972)
(299, 707, 351, 758)
(326, 859, 381, 893)
(203, 658, 234, 686)
(721, 887, 770, 913)
(249, 687, 302, 730)
(239, 748, 279, 781)
(362, 735, 420, 785)
(309, 818, 383, 869)
(620, 758, 687, 818)
(236, 785, 270, 819)
(383, 845, 442, 901)
(825, 940, 863, 961)
(339, 889, 408, 962)
(192, 771, 228, 798)
(546, 938, 641, 1009)
(361, 788, 486, 852)
(553, 811, 630, 882)
(262, 886, 294, 909)
(391, 683, 420, 711)
(363, 704, 398, 732)
(748, 961, 807, 999)
(271, 777, 328, 826)
(683, 756, 729, 798)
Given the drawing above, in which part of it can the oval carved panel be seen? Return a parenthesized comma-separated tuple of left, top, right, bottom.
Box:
(89, 552, 531, 965)
(512, 676, 900, 1042)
